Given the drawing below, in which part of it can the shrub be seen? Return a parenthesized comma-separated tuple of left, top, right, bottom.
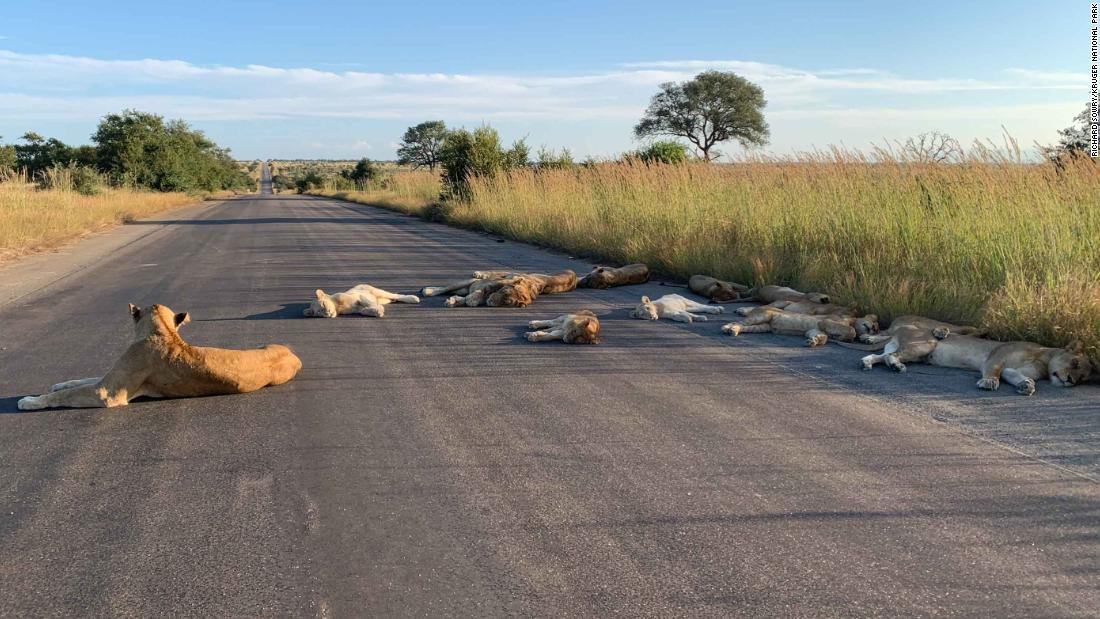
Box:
(439, 125, 530, 198)
(634, 140, 690, 164)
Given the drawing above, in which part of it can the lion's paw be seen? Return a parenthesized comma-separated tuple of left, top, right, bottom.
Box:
(1015, 379, 1036, 396)
(18, 396, 45, 410)
(443, 296, 463, 308)
(932, 326, 950, 339)
(977, 377, 1000, 391)
(861, 356, 875, 371)
(806, 334, 828, 347)
(525, 331, 545, 342)
(722, 323, 742, 336)
(735, 307, 752, 316)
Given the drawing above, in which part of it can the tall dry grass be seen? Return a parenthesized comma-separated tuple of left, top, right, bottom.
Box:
(0, 179, 197, 263)
(312, 154, 1100, 358)
(314, 170, 440, 215)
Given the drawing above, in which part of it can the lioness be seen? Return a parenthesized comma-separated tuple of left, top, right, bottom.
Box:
(859, 315, 985, 373)
(721, 307, 879, 347)
(525, 311, 601, 344)
(928, 335, 1093, 396)
(578, 264, 650, 289)
(18, 304, 302, 410)
(303, 284, 420, 318)
(753, 285, 831, 307)
(734, 300, 857, 318)
(688, 275, 752, 303)
(630, 294, 725, 323)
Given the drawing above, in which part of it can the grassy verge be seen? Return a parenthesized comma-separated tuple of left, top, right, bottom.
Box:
(310, 157, 1100, 360)
(0, 181, 217, 263)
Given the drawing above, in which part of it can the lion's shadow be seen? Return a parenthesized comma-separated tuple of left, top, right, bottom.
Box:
(195, 303, 310, 322)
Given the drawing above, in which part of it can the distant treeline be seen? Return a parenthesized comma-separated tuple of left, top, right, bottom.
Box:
(0, 110, 253, 194)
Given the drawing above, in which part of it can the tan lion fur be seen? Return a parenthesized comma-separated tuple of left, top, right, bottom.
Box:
(525, 311, 601, 344)
(859, 315, 985, 373)
(753, 285, 831, 307)
(424, 269, 577, 308)
(578, 264, 650, 289)
(18, 304, 301, 410)
(688, 275, 752, 302)
(722, 307, 879, 347)
(304, 284, 419, 318)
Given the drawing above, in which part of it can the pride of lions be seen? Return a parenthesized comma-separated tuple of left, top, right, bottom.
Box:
(17, 262, 1094, 410)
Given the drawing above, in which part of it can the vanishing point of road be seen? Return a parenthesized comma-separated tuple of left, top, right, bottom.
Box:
(0, 173, 1097, 616)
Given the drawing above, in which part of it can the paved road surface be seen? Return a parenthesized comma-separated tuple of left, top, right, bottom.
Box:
(1, 174, 1098, 616)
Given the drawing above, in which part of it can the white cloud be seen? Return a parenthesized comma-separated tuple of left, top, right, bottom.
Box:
(0, 50, 1084, 157)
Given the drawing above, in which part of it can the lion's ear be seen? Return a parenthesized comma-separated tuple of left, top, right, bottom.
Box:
(1066, 340, 1084, 354)
(174, 312, 191, 328)
(641, 296, 650, 303)
(129, 303, 142, 322)
(315, 289, 327, 300)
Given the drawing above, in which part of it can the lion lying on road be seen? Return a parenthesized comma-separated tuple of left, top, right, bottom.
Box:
(18, 304, 302, 410)
(735, 300, 857, 318)
(688, 275, 752, 302)
(631, 294, 724, 323)
(303, 284, 419, 318)
(422, 270, 577, 308)
(926, 335, 1093, 395)
(525, 311, 601, 344)
(754, 285, 831, 307)
(578, 264, 650, 289)
(858, 315, 985, 373)
(722, 307, 879, 347)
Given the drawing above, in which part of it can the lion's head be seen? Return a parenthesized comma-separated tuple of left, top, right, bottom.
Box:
(303, 289, 338, 318)
(708, 282, 741, 303)
(1049, 341, 1094, 387)
(579, 267, 615, 289)
(564, 314, 601, 344)
(630, 296, 659, 320)
(806, 292, 831, 304)
(129, 303, 190, 339)
(486, 277, 540, 308)
(854, 314, 880, 336)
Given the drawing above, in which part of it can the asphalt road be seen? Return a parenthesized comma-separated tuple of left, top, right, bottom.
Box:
(1, 175, 1098, 616)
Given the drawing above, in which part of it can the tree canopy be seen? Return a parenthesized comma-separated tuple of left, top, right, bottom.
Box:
(634, 71, 769, 161)
(396, 121, 448, 171)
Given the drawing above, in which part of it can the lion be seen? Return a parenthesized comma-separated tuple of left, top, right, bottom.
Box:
(578, 264, 650, 289)
(927, 335, 1093, 396)
(17, 304, 302, 410)
(303, 284, 419, 318)
(688, 275, 752, 303)
(734, 300, 857, 318)
(630, 294, 725, 323)
(753, 285, 831, 307)
(423, 270, 577, 308)
(859, 315, 985, 372)
(525, 311, 601, 344)
(721, 307, 879, 347)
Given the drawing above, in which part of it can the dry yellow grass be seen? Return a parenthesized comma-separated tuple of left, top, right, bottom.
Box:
(313, 170, 440, 215)
(316, 156, 1100, 359)
(0, 181, 199, 263)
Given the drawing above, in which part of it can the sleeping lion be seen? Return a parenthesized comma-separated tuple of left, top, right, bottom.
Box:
(753, 285, 831, 307)
(722, 307, 879, 347)
(525, 311, 601, 344)
(422, 270, 577, 308)
(925, 336, 1093, 396)
(858, 315, 985, 373)
(303, 284, 420, 318)
(688, 275, 752, 302)
(577, 264, 650, 289)
(18, 304, 302, 410)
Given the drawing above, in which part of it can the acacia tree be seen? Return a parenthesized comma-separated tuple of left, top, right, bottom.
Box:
(1045, 105, 1093, 159)
(634, 71, 769, 162)
(396, 121, 447, 170)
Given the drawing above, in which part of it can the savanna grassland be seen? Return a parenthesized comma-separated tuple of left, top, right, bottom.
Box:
(312, 152, 1100, 360)
(0, 179, 201, 263)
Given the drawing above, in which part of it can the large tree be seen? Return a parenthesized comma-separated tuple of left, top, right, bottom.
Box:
(1046, 105, 1093, 158)
(634, 71, 769, 162)
(396, 121, 447, 171)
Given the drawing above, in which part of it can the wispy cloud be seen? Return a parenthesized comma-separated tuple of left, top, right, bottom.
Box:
(0, 50, 1084, 156)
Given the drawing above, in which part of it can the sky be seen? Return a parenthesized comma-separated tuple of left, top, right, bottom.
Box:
(0, 0, 1090, 160)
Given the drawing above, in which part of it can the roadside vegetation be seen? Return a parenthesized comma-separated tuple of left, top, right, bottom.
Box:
(0, 110, 253, 262)
(288, 71, 1099, 360)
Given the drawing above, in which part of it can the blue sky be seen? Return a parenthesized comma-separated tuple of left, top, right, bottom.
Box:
(0, 0, 1089, 160)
